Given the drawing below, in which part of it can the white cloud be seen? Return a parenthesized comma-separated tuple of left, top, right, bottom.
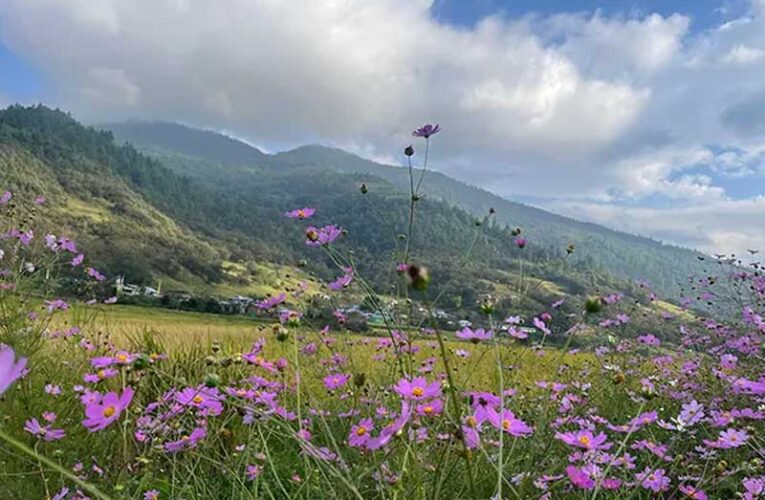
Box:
(1, 0, 765, 253)
(551, 196, 765, 256)
(723, 44, 765, 63)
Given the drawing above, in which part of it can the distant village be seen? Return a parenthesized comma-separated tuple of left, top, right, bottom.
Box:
(112, 276, 486, 331)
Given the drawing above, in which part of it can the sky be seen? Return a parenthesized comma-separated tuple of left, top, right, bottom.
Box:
(1, 0, 764, 256)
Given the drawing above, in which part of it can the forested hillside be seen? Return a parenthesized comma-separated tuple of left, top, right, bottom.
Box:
(0, 105, 637, 318)
(108, 120, 706, 297)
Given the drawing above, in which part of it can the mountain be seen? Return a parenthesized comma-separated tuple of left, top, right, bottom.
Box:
(106, 120, 706, 298)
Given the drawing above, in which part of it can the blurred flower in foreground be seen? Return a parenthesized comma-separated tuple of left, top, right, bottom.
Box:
(0, 346, 26, 395)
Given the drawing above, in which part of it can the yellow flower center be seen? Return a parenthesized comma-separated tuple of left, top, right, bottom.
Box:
(355, 427, 367, 436)
(237, 389, 247, 396)
(502, 419, 511, 430)
(103, 406, 116, 418)
(182, 435, 190, 442)
(297, 210, 306, 218)
(97, 369, 106, 379)
(578, 436, 591, 447)
(423, 406, 434, 415)
(192, 395, 204, 404)
(411, 387, 424, 397)
(116, 353, 128, 363)
(466, 415, 478, 428)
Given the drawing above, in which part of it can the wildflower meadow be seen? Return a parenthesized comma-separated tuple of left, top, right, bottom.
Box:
(2, 125, 765, 500)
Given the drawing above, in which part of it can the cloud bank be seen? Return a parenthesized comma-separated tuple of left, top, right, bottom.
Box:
(1, 0, 764, 255)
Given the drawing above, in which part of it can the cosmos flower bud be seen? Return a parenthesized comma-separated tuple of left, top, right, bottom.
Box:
(353, 373, 366, 387)
(406, 264, 430, 291)
(489, 207, 496, 215)
(360, 183, 368, 194)
(612, 372, 625, 384)
(585, 297, 603, 314)
(404, 145, 415, 156)
(511, 227, 522, 236)
(566, 244, 575, 254)
(480, 297, 495, 314)
(204, 373, 221, 388)
(205, 356, 217, 366)
(133, 354, 149, 370)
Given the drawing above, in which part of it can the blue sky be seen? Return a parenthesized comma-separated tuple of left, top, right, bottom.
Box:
(0, 0, 764, 255)
(433, 0, 744, 30)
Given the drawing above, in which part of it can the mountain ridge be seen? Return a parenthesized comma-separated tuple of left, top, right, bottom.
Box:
(104, 120, 705, 296)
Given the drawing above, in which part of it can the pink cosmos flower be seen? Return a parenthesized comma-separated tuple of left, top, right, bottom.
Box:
(366, 402, 412, 450)
(677, 400, 704, 427)
(24, 418, 65, 441)
(144, 490, 159, 500)
(393, 376, 441, 401)
(704, 428, 749, 448)
(533, 317, 550, 335)
(515, 237, 527, 249)
(285, 207, 316, 219)
(323, 373, 351, 390)
(637, 468, 670, 493)
(456, 327, 493, 343)
(176, 386, 224, 413)
(83, 368, 119, 384)
(0, 346, 27, 395)
(255, 293, 286, 310)
(305, 225, 342, 247)
(412, 124, 440, 138)
(0, 191, 11, 204)
(415, 399, 444, 417)
(566, 465, 594, 490)
(164, 427, 207, 453)
(555, 430, 612, 450)
(90, 351, 134, 367)
(328, 268, 353, 291)
(82, 387, 134, 431)
(70, 254, 84, 267)
(349, 418, 374, 448)
(488, 409, 533, 437)
(679, 484, 708, 499)
(744, 477, 764, 500)
(637, 334, 661, 346)
(246, 464, 263, 481)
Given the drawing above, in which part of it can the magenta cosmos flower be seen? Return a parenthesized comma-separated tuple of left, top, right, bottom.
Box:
(255, 293, 286, 310)
(456, 327, 493, 343)
(348, 418, 374, 448)
(82, 387, 134, 431)
(285, 207, 316, 219)
(393, 376, 441, 400)
(704, 428, 749, 448)
(323, 373, 351, 390)
(412, 124, 441, 138)
(566, 465, 595, 490)
(488, 409, 533, 437)
(0, 346, 26, 395)
(24, 418, 65, 441)
(305, 225, 342, 247)
(555, 429, 612, 450)
(165, 427, 207, 453)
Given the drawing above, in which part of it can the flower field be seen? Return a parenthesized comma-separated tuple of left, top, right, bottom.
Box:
(1, 126, 765, 499)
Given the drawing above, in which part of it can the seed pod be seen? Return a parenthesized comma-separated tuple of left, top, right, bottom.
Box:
(204, 373, 221, 388)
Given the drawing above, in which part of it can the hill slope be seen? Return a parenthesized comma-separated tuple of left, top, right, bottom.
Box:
(106, 121, 705, 297)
